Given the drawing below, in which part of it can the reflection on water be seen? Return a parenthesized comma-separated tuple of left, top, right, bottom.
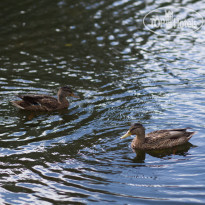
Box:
(1, 0, 205, 204)
(133, 143, 195, 163)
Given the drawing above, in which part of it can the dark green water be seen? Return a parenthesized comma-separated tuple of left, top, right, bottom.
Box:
(1, 0, 205, 204)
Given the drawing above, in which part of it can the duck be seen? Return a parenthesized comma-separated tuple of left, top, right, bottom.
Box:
(120, 123, 195, 150)
(11, 86, 79, 111)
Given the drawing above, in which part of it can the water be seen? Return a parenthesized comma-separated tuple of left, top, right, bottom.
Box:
(1, 0, 205, 204)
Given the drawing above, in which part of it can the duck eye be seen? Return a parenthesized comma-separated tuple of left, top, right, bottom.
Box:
(130, 127, 137, 132)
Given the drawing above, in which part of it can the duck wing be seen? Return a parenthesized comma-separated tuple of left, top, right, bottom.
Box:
(18, 94, 59, 109)
(147, 128, 193, 140)
(143, 128, 195, 149)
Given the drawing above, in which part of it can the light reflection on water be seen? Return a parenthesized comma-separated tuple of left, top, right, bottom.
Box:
(0, 0, 205, 204)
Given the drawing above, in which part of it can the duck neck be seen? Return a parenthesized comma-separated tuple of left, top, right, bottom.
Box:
(136, 135, 145, 144)
(58, 92, 68, 104)
(136, 129, 146, 144)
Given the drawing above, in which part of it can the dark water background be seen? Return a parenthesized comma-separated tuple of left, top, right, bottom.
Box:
(1, 0, 205, 204)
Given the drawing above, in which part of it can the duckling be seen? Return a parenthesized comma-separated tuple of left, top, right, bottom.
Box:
(11, 86, 79, 111)
(120, 123, 195, 150)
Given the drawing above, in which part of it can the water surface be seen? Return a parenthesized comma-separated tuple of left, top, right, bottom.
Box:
(1, 0, 205, 204)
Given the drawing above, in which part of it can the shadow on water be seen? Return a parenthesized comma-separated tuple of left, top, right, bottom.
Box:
(14, 107, 77, 121)
(1, 107, 80, 150)
(132, 143, 196, 163)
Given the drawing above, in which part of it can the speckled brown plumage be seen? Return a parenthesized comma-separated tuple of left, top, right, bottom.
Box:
(121, 123, 196, 150)
(11, 86, 79, 111)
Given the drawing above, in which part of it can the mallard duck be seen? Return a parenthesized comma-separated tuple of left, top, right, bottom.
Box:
(11, 86, 79, 111)
(120, 123, 195, 150)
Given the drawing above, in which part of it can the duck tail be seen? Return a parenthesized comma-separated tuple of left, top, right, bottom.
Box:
(187, 131, 197, 139)
(11, 101, 25, 110)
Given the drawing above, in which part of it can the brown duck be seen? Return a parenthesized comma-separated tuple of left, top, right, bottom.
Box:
(120, 123, 195, 150)
(11, 86, 79, 111)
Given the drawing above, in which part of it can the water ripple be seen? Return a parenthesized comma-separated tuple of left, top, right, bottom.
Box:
(0, 0, 205, 204)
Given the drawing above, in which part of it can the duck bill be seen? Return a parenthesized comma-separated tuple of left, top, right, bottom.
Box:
(71, 93, 79, 98)
(120, 131, 131, 139)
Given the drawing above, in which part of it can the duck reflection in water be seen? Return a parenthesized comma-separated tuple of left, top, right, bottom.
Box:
(133, 143, 195, 163)
(120, 123, 196, 163)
